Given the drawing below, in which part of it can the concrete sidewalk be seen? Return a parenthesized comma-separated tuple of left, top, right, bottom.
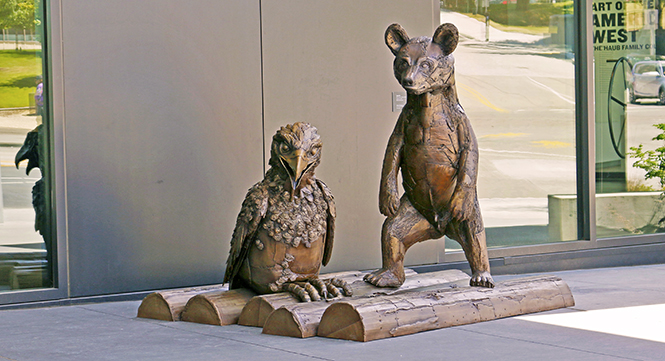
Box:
(441, 10, 545, 43)
(0, 264, 663, 360)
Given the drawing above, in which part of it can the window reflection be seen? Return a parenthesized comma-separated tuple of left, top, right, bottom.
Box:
(594, 0, 665, 238)
(0, 0, 52, 290)
(439, 0, 577, 252)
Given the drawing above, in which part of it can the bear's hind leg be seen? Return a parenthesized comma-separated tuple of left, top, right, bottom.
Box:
(447, 219, 494, 288)
(364, 196, 441, 287)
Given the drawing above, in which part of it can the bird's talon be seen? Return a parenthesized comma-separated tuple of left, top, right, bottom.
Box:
(283, 283, 312, 302)
(303, 282, 320, 302)
(326, 283, 342, 299)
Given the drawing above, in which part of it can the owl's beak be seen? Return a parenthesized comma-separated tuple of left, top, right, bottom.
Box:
(281, 150, 309, 200)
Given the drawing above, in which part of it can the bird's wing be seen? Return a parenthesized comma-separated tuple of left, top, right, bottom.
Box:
(316, 179, 336, 267)
(223, 182, 269, 286)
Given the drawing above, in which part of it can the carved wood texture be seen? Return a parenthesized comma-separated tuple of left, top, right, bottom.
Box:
(318, 275, 574, 342)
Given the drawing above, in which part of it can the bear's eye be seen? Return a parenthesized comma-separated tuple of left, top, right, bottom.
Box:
(397, 59, 409, 70)
(420, 61, 433, 71)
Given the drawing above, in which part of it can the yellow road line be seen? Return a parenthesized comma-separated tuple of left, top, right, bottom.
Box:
(457, 83, 509, 113)
(480, 132, 527, 139)
(531, 140, 572, 148)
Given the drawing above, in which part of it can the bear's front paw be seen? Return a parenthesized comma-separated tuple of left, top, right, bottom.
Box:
(380, 192, 400, 217)
(364, 268, 405, 288)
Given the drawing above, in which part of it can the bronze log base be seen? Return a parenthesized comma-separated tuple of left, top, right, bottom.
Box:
(137, 272, 575, 343)
(318, 275, 575, 342)
(136, 269, 396, 325)
(239, 268, 419, 328)
(180, 269, 378, 327)
(365, 23, 493, 289)
(180, 288, 257, 326)
(261, 269, 470, 338)
(137, 284, 228, 321)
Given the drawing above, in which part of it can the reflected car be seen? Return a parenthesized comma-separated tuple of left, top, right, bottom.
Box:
(629, 60, 665, 105)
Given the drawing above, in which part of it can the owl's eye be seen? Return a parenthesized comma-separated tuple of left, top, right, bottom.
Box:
(280, 143, 291, 153)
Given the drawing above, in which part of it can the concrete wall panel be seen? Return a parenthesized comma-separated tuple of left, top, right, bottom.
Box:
(61, 0, 263, 296)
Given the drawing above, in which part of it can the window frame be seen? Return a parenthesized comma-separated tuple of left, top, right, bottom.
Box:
(0, 0, 68, 306)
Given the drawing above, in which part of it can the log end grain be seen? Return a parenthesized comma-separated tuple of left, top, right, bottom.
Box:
(181, 295, 221, 325)
(554, 278, 575, 308)
(238, 296, 276, 327)
(137, 293, 174, 321)
(317, 302, 365, 342)
(262, 308, 305, 338)
(261, 301, 331, 338)
(180, 289, 256, 326)
(238, 297, 264, 327)
(136, 284, 228, 322)
(238, 293, 299, 327)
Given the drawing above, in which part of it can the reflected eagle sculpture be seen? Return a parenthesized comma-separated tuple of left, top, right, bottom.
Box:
(224, 123, 351, 302)
(15, 124, 47, 238)
(364, 23, 494, 289)
(15, 124, 52, 288)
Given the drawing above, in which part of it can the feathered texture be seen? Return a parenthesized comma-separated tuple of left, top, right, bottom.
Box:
(223, 181, 269, 285)
(224, 123, 336, 295)
(269, 122, 322, 171)
(316, 179, 335, 266)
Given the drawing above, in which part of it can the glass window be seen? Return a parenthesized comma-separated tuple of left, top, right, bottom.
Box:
(0, 0, 53, 291)
(439, 0, 578, 253)
(593, 0, 665, 238)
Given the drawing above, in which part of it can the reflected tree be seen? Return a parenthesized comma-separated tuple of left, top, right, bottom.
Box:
(0, 0, 36, 49)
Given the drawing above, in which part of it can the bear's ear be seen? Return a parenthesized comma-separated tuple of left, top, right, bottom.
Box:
(432, 23, 458, 55)
(385, 23, 409, 55)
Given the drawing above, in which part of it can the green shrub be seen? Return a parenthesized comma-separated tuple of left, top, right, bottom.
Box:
(629, 123, 665, 190)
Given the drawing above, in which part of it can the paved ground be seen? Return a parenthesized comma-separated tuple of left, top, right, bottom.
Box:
(441, 10, 545, 43)
(0, 264, 663, 360)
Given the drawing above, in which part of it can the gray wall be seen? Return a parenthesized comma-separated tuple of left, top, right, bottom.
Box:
(55, 0, 439, 296)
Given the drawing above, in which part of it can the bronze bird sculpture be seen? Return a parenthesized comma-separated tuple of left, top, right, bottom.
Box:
(15, 125, 46, 237)
(364, 23, 494, 289)
(15, 124, 52, 287)
(224, 122, 351, 302)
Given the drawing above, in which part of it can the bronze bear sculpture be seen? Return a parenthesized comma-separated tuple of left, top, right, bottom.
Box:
(364, 23, 494, 289)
